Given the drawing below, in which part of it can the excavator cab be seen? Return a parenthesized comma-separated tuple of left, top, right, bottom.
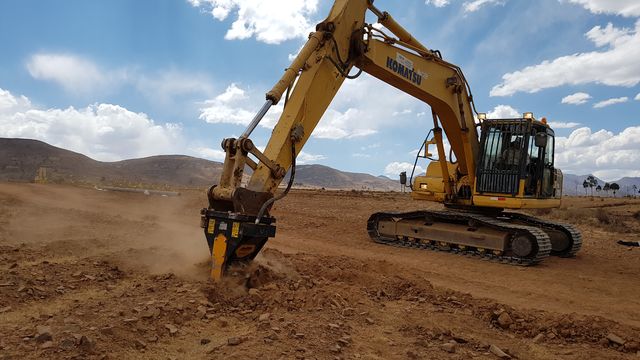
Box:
(476, 115, 558, 199)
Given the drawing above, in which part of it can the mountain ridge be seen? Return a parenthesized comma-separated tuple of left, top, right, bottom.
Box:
(2, 137, 637, 193)
(0, 138, 399, 191)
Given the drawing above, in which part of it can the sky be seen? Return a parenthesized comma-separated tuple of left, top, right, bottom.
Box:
(0, 0, 639, 182)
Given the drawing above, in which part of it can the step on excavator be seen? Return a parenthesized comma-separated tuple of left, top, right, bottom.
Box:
(200, 0, 581, 280)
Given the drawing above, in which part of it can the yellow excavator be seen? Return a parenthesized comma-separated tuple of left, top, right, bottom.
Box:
(200, 0, 581, 280)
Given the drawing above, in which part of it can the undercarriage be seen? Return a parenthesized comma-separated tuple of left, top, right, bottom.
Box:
(367, 210, 581, 265)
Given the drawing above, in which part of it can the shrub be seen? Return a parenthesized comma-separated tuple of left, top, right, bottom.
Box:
(595, 208, 611, 224)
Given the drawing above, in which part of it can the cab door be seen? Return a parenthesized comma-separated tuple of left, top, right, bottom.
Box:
(476, 120, 531, 195)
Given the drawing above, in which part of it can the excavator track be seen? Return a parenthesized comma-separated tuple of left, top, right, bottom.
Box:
(503, 212, 582, 257)
(367, 210, 552, 266)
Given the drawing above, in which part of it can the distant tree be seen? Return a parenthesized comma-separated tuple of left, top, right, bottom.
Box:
(586, 175, 597, 196)
(582, 180, 589, 196)
(596, 185, 602, 194)
(610, 183, 620, 197)
(603, 183, 611, 197)
(633, 185, 638, 198)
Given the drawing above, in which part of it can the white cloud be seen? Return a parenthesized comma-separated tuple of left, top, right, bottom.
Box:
(384, 162, 426, 178)
(561, 92, 592, 105)
(586, 22, 633, 47)
(315, 74, 426, 139)
(635, 93, 640, 100)
(188, 0, 319, 44)
(556, 125, 640, 180)
(296, 151, 326, 164)
(192, 146, 226, 161)
(425, 0, 451, 7)
(361, 143, 381, 150)
(0, 88, 183, 161)
(190, 143, 325, 164)
(491, 20, 640, 96)
(26, 53, 214, 103)
(567, 0, 640, 17)
(463, 0, 504, 13)
(352, 153, 371, 158)
(0, 88, 31, 113)
(314, 108, 378, 139)
(425, 0, 505, 12)
(548, 121, 581, 129)
(593, 96, 628, 108)
(487, 104, 520, 118)
(198, 83, 283, 128)
(26, 54, 126, 95)
(484, 105, 580, 130)
(392, 109, 412, 117)
(199, 74, 424, 140)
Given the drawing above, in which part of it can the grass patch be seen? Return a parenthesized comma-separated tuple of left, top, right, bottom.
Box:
(535, 207, 631, 233)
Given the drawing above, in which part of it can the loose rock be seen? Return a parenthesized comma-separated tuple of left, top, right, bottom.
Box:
(196, 306, 207, 319)
(532, 333, 544, 344)
(100, 326, 114, 335)
(78, 335, 95, 352)
(441, 342, 456, 353)
(607, 333, 625, 346)
(35, 325, 53, 343)
(623, 341, 638, 352)
(228, 337, 243, 346)
(489, 344, 511, 359)
(165, 324, 179, 335)
(59, 338, 76, 351)
(259, 313, 271, 322)
(497, 312, 513, 329)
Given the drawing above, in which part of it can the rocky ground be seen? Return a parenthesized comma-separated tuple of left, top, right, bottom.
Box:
(0, 183, 639, 359)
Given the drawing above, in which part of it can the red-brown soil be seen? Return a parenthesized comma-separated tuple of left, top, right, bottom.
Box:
(1, 183, 639, 359)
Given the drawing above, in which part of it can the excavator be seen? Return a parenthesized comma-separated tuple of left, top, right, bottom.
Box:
(200, 0, 581, 280)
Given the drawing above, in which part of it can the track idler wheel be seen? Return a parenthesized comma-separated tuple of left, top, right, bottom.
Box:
(511, 234, 535, 258)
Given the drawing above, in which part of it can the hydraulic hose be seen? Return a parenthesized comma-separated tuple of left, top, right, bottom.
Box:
(255, 141, 297, 224)
(409, 130, 434, 191)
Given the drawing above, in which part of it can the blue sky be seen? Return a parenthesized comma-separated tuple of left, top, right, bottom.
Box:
(0, 0, 639, 181)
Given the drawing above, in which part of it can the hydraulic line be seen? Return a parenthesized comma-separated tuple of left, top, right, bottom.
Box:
(409, 129, 435, 191)
(255, 141, 297, 224)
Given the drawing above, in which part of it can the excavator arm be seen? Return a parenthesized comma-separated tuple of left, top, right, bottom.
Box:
(202, 0, 485, 280)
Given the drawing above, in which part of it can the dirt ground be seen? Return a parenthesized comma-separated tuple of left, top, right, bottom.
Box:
(0, 183, 639, 359)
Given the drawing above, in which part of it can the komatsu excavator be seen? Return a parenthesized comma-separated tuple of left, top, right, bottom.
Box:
(200, 0, 581, 280)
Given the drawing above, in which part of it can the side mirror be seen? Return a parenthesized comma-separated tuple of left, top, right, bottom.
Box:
(399, 171, 407, 185)
(535, 132, 548, 147)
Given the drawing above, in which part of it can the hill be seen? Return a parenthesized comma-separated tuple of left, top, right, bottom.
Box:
(0, 138, 222, 188)
(0, 138, 399, 191)
(289, 164, 399, 191)
(563, 173, 640, 196)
